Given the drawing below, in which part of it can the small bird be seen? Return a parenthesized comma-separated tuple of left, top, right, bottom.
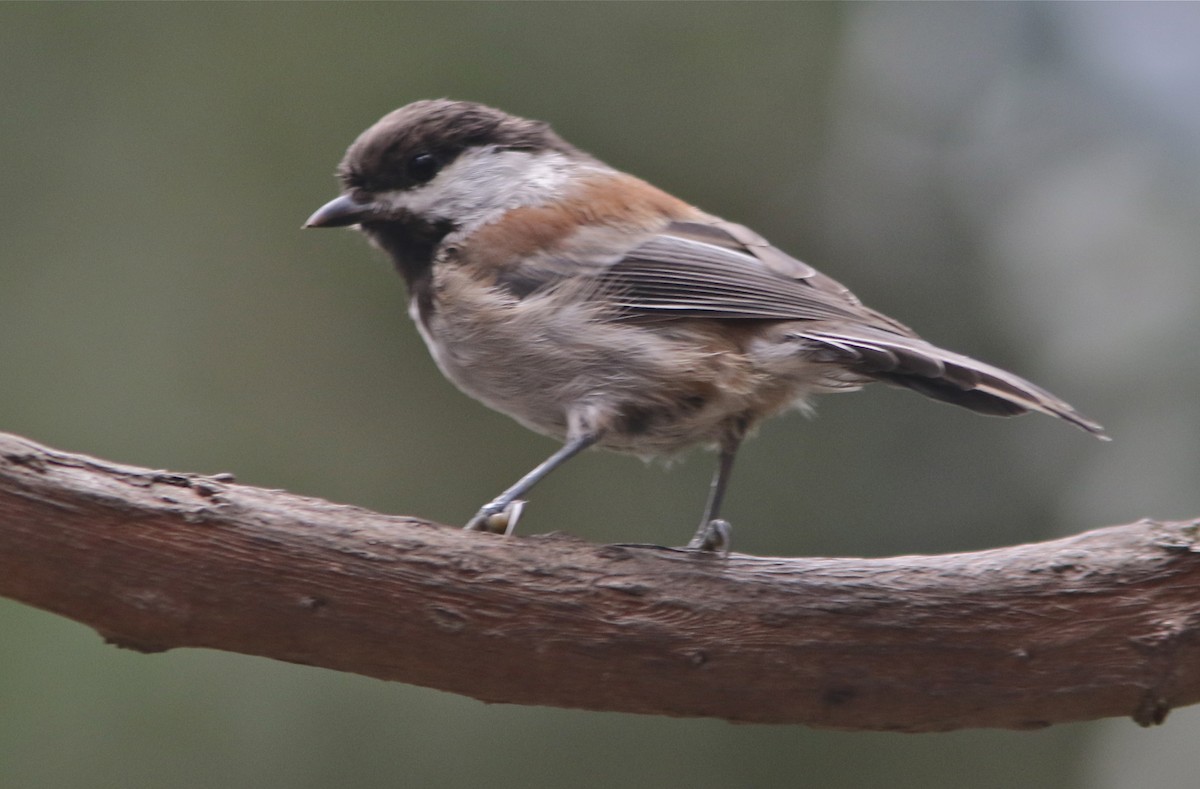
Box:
(306, 99, 1105, 552)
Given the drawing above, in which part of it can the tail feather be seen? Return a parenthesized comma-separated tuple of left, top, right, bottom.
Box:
(798, 328, 1107, 438)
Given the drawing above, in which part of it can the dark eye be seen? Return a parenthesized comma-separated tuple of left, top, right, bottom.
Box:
(406, 152, 440, 184)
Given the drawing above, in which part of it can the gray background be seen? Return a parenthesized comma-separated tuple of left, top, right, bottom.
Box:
(2, 4, 1199, 787)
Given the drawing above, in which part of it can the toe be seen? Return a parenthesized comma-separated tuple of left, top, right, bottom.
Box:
(687, 519, 732, 555)
(464, 500, 526, 535)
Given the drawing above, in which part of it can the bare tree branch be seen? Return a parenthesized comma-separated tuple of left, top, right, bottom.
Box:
(1, 430, 1197, 731)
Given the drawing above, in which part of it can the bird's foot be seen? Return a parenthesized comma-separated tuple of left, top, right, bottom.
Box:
(464, 499, 526, 535)
(686, 519, 732, 556)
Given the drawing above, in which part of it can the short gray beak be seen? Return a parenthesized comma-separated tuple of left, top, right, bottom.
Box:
(304, 194, 375, 228)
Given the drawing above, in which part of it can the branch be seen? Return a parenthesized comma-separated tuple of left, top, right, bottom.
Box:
(1, 431, 1197, 731)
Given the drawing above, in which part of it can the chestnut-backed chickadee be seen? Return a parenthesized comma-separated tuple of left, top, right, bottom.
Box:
(306, 99, 1105, 552)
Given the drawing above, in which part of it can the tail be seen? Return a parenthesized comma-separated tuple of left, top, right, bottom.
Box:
(797, 327, 1108, 438)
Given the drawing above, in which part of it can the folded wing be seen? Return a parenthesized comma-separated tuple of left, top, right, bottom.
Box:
(588, 219, 1106, 437)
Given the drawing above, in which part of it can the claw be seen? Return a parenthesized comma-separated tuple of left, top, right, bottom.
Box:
(464, 499, 526, 535)
(686, 519, 732, 556)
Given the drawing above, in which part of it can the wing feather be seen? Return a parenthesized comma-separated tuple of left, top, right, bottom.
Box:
(595, 229, 881, 323)
(492, 214, 1105, 436)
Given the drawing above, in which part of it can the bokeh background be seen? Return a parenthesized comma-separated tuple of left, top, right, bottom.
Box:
(3, 3, 1199, 787)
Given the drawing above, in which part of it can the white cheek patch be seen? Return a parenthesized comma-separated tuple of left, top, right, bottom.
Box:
(384, 148, 608, 233)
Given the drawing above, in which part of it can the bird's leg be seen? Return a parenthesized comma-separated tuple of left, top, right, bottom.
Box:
(686, 434, 742, 555)
(465, 432, 599, 535)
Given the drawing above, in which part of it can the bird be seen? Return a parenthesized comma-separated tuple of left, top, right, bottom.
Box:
(305, 99, 1105, 553)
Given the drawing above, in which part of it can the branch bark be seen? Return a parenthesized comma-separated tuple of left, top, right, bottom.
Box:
(1, 430, 1198, 731)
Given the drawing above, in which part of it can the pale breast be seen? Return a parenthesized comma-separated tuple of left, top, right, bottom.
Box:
(413, 264, 826, 455)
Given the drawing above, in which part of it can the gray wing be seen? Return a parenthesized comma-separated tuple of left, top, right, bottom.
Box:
(595, 220, 895, 325)
(581, 220, 1106, 436)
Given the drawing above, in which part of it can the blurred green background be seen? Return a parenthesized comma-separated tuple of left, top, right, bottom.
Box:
(3, 3, 1199, 788)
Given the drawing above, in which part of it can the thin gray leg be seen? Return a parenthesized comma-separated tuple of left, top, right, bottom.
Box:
(687, 439, 740, 553)
(465, 432, 599, 533)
